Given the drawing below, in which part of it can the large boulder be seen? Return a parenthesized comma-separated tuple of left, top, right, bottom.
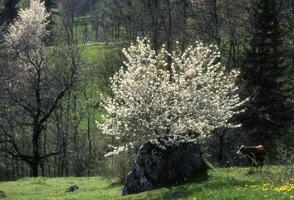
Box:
(123, 134, 208, 195)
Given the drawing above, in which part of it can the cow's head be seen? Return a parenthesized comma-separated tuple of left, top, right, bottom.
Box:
(236, 145, 245, 155)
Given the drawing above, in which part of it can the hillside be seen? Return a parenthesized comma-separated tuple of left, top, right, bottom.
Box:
(0, 167, 293, 200)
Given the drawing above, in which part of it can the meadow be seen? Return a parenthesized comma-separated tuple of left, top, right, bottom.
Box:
(1, 166, 294, 200)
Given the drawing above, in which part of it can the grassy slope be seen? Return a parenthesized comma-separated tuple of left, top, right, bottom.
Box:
(1, 167, 293, 200)
(81, 42, 119, 65)
(81, 42, 119, 92)
(79, 42, 120, 124)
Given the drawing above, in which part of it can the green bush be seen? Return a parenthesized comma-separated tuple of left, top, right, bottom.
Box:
(101, 151, 135, 183)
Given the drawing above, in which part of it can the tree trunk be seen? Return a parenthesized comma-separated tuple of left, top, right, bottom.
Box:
(32, 122, 41, 177)
(30, 162, 39, 177)
(217, 133, 225, 166)
(165, 0, 173, 73)
(41, 128, 47, 176)
(148, 0, 159, 51)
(182, 0, 188, 50)
(218, 136, 223, 161)
(211, 0, 221, 46)
(11, 159, 15, 180)
(87, 114, 92, 176)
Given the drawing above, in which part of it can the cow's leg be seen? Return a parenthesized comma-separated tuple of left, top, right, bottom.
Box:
(248, 158, 254, 173)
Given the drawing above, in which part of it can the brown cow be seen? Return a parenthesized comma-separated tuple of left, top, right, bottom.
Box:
(237, 145, 266, 171)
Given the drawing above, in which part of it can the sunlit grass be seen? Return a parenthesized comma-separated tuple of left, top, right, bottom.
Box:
(0, 166, 293, 200)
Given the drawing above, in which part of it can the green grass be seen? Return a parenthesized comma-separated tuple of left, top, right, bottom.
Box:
(81, 42, 120, 65)
(1, 167, 293, 200)
(79, 41, 120, 113)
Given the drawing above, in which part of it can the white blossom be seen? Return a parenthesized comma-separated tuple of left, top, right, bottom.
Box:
(99, 38, 247, 156)
(4, 0, 49, 70)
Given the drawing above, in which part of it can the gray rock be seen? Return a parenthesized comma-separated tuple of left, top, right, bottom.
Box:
(65, 185, 79, 193)
(123, 134, 208, 195)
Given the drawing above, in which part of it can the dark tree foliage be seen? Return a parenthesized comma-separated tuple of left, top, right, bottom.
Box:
(45, 0, 55, 9)
(0, 0, 19, 24)
(241, 0, 294, 144)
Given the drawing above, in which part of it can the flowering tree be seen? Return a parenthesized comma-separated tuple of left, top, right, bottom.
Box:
(0, 0, 77, 177)
(4, 0, 49, 69)
(99, 39, 247, 156)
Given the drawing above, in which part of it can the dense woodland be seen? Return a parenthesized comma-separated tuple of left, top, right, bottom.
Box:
(0, 0, 293, 181)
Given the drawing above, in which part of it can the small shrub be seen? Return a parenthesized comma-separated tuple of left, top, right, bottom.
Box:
(101, 151, 134, 183)
(263, 143, 294, 182)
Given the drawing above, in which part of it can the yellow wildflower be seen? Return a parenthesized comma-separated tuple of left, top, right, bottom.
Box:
(273, 183, 294, 192)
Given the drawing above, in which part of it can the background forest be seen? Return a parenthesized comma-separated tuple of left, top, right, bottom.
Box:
(0, 0, 293, 182)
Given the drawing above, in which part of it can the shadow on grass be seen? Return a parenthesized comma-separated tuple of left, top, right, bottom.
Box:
(121, 173, 209, 200)
(106, 180, 123, 189)
(161, 173, 210, 198)
(118, 170, 267, 199)
(103, 178, 124, 191)
(154, 185, 191, 200)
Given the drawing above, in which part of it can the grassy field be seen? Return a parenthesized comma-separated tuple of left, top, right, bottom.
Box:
(0, 167, 294, 200)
